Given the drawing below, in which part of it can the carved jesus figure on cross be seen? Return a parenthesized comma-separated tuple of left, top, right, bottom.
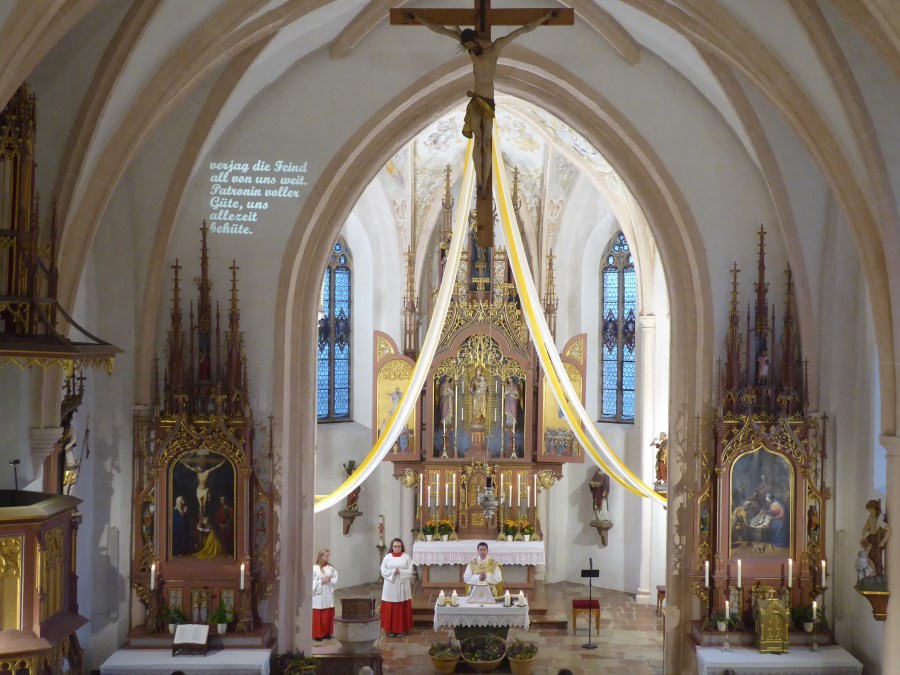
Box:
(392, 2, 572, 248)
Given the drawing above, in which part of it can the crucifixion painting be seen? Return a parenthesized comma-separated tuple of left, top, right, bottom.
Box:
(391, 1, 573, 248)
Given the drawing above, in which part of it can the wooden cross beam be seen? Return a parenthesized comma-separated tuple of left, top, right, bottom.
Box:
(391, 1, 573, 247)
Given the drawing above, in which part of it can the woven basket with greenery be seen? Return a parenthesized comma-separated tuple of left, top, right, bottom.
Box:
(460, 634, 507, 672)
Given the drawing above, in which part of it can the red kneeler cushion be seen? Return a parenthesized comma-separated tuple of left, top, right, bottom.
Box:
(572, 599, 600, 609)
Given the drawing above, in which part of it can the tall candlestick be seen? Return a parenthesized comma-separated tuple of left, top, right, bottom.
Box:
(378, 514, 385, 547)
(240, 562, 246, 590)
(704, 560, 709, 588)
(419, 474, 423, 507)
(737, 559, 742, 587)
(150, 562, 156, 591)
(437, 473, 441, 507)
(788, 558, 793, 587)
(452, 474, 457, 506)
(821, 560, 826, 580)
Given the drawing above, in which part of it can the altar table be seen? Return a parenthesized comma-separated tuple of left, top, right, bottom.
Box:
(434, 596, 529, 640)
(100, 648, 272, 675)
(695, 645, 862, 675)
(414, 539, 544, 589)
(412, 539, 545, 566)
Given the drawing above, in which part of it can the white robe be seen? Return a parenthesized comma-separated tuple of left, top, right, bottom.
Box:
(463, 557, 503, 596)
(380, 553, 413, 602)
(312, 564, 338, 610)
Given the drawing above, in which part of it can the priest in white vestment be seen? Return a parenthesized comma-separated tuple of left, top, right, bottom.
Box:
(463, 541, 504, 597)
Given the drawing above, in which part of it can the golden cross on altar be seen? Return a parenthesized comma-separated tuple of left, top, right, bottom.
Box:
(391, 1, 573, 248)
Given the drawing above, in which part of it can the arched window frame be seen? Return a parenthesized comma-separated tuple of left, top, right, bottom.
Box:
(600, 232, 636, 423)
(317, 239, 352, 422)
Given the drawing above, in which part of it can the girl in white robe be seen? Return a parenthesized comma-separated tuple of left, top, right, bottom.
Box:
(312, 548, 338, 640)
(380, 538, 413, 636)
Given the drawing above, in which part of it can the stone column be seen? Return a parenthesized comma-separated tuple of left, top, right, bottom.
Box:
(879, 435, 900, 666)
(635, 314, 656, 601)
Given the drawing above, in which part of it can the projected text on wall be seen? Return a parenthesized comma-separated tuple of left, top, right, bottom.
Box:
(208, 160, 309, 234)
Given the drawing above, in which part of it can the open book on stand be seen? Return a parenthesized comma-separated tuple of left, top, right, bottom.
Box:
(172, 623, 210, 656)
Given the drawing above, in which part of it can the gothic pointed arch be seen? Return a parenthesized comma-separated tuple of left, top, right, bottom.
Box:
(600, 231, 636, 422)
(317, 237, 353, 421)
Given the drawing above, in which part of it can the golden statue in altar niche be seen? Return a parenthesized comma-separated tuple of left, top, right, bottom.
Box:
(470, 368, 489, 423)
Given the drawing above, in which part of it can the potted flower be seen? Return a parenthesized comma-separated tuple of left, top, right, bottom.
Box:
(506, 635, 538, 675)
(428, 639, 461, 674)
(503, 519, 518, 542)
(164, 605, 188, 634)
(711, 612, 735, 633)
(422, 520, 437, 542)
(520, 521, 535, 542)
(461, 634, 507, 672)
(210, 599, 231, 634)
(276, 650, 319, 674)
(438, 519, 454, 541)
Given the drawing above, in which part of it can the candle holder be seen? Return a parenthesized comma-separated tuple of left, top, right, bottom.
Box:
(376, 542, 387, 583)
(721, 621, 732, 652)
(236, 586, 254, 633)
(810, 621, 819, 652)
(689, 581, 711, 631)
(729, 586, 745, 631)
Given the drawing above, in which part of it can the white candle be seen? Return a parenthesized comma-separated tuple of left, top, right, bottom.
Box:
(240, 562, 245, 591)
(419, 474, 423, 506)
(504, 590, 511, 607)
(788, 558, 793, 588)
(812, 600, 817, 621)
(501, 474, 504, 497)
(428, 476, 431, 508)
(453, 474, 457, 506)
(737, 559, 742, 587)
(704, 560, 709, 588)
(527, 486, 531, 509)
(821, 560, 826, 580)
(445, 479, 449, 507)
(725, 600, 730, 619)
(533, 474, 537, 496)
(508, 485, 512, 508)
(150, 563, 156, 591)
(437, 473, 441, 507)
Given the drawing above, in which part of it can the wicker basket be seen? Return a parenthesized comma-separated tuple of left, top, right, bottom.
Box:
(460, 635, 507, 673)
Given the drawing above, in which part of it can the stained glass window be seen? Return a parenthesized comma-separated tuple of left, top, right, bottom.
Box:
(600, 232, 636, 422)
(317, 239, 352, 421)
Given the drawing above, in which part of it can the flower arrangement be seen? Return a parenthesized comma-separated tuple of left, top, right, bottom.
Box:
(506, 636, 538, 660)
(503, 519, 518, 536)
(275, 650, 319, 674)
(438, 519, 454, 536)
(429, 640, 461, 659)
(519, 520, 535, 536)
(461, 634, 507, 664)
(422, 520, 437, 536)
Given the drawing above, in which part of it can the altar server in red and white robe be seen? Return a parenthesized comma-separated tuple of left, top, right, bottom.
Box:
(312, 548, 338, 640)
(380, 538, 413, 637)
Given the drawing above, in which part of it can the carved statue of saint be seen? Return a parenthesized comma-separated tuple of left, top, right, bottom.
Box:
(652, 433, 668, 485)
(470, 368, 488, 423)
(589, 469, 610, 521)
(860, 498, 891, 578)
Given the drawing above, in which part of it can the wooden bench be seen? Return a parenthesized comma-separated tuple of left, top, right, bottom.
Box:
(571, 599, 600, 634)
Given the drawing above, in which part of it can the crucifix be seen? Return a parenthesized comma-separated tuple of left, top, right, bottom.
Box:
(391, 1, 573, 248)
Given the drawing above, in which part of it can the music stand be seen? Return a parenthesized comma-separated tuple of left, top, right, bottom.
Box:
(580, 560, 600, 649)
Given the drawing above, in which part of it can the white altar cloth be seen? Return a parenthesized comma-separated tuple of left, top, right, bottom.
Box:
(413, 539, 544, 566)
(696, 645, 862, 675)
(434, 597, 529, 631)
(100, 648, 272, 675)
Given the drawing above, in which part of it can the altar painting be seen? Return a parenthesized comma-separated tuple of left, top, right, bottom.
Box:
(170, 451, 235, 559)
(540, 363, 583, 457)
(729, 448, 792, 557)
(376, 359, 416, 456)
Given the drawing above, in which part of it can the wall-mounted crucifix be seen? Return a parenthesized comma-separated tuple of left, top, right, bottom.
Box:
(391, 1, 573, 248)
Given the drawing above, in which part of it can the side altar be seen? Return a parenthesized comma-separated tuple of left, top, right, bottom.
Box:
(376, 167, 584, 571)
(128, 224, 276, 646)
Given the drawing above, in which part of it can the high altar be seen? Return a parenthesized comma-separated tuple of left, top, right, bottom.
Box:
(691, 227, 830, 645)
(376, 168, 584, 588)
(128, 225, 276, 643)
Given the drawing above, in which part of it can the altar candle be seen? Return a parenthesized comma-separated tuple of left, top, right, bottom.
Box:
(453, 474, 457, 506)
(704, 560, 709, 588)
(812, 600, 817, 620)
(419, 474, 423, 506)
(737, 559, 742, 587)
(445, 479, 449, 507)
(527, 486, 531, 509)
(508, 485, 512, 508)
(501, 474, 504, 497)
(788, 558, 793, 588)
(504, 590, 511, 607)
(725, 600, 730, 619)
(821, 560, 826, 580)
(428, 476, 431, 508)
(534, 474, 537, 497)
(240, 562, 245, 591)
(150, 563, 156, 591)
